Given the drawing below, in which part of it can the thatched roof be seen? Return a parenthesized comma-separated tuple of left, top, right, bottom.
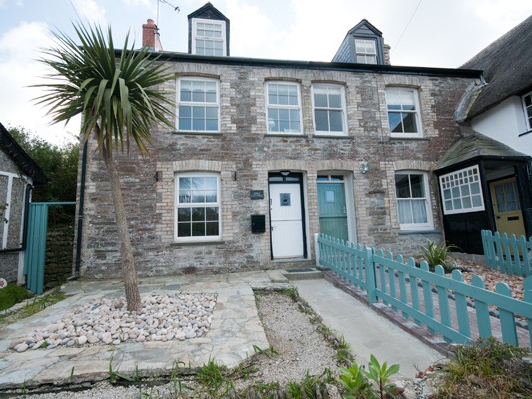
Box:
(436, 132, 530, 171)
(461, 15, 532, 118)
(0, 123, 47, 185)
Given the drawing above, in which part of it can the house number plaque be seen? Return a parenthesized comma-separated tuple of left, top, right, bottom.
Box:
(250, 190, 264, 200)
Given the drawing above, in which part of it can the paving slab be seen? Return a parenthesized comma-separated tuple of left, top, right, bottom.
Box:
(293, 278, 446, 378)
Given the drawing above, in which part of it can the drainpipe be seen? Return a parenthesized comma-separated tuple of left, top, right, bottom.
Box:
(69, 139, 88, 281)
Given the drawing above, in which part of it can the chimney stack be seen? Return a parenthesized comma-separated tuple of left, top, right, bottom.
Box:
(142, 19, 163, 51)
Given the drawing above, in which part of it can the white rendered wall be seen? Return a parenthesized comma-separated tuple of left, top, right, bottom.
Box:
(472, 96, 532, 156)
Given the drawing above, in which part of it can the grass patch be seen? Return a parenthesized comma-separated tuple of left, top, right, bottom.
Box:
(433, 337, 532, 398)
(0, 284, 34, 311)
(0, 287, 65, 326)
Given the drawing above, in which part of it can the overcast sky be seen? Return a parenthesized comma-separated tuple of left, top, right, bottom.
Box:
(1, 0, 531, 145)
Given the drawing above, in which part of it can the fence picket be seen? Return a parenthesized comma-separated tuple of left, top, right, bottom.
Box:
(471, 275, 492, 339)
(408, 257, 422, 325)
(396, 254, 408, 319)
(496, 282, 518, 346)
(435, 266, 453, 343)
(420, 262, 436, 334)
(452, 269, 471, 339)
(376, 249, 388, 303)
(387, 252, 398, 312)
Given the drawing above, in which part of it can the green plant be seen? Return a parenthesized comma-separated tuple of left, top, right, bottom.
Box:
(434, 337, 532, 398)
(196, 358, 234, 397)
(336, 336, 355, 365)
(287, 371, 329, 399)
(337, 360, 374, 399)
(337, 355, 400, 399)
(419, 240, 459, 272)
(284, 287, 300, 301)
(0, 284, 34, 311)
(108, 352, 135, 384)
(364, 355, 400, 399)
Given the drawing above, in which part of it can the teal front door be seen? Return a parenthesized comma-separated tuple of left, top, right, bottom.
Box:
(317, 181, 348, 241)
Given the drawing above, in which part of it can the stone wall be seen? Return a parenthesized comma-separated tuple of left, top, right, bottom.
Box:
(78, 61, 479, 279)
(44, 223, 75, 289)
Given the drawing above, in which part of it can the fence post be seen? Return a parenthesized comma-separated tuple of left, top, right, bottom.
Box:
(365, 246, 377, 303)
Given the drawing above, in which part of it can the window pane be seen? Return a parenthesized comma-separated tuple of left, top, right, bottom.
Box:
(192, 222, 205, 236)
(179, 118, 191, 131)
(409, 174, 424, 197)
(206, 207, 219, 221)
(329, 111, 343, 131)
(411, 199, 428, 223)
(178, 223, 191, 237)
(193, 118, 205, 131)
(315, 110, 329, 131)
(329, 92, 342, 108)
(314, 93, 328, 108)
(395, 174, 410, 198)
(397, 200, 412, 224)
(401, 113, 418, 133)
(179, 191, 191, 203)
(178, 208, 191, 221)
(206, 222, 219, 236)
(388, 113, 402, 132)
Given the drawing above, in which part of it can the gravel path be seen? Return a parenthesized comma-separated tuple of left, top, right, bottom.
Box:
(16, 290, 341, 398)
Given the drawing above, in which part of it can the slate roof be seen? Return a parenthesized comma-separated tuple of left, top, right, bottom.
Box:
(461, 15, 532, 118)
(0, 123, 48, 185)
(436, 132, 530, 171)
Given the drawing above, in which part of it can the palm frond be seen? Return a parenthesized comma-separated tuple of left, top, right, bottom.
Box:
(33, 22, 175, 155)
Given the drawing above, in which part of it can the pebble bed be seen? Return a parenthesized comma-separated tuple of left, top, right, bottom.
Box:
(12, 293, 217, 353)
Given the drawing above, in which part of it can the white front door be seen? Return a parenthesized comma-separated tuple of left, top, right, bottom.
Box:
(269, 183, 304, 259)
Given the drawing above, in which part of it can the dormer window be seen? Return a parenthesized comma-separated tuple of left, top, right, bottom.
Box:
(193, 18, 226, 56)
(188, 3, 230, 56)
(355, 39, 377, 64)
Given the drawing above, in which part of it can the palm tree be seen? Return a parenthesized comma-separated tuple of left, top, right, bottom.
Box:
(35, 23, 174, 311)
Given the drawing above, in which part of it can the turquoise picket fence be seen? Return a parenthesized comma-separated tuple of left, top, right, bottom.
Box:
(481, 230, 532, 277)
(317, 233, 532, 348)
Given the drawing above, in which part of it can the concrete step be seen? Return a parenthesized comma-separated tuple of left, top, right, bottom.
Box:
(282, 267, 323, 281)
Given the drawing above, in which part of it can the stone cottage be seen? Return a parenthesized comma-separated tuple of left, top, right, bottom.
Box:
(0, 123, 47, 283)
(76, 3, 482, 279)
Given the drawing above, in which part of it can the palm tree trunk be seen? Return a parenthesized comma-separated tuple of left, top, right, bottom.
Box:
(104, 152, 142, 312)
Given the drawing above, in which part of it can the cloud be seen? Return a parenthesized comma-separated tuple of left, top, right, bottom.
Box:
(71, 0, 107, 25)
(0, 21, 79, 144)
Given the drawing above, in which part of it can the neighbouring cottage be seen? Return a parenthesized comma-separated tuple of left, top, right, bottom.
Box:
(76, 3, 484, 279)
(0, 123, 47, 283)
(435, 15, 532, 254)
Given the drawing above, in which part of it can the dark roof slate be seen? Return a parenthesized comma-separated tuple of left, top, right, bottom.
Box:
(0, 123, 48, 185)
(436, 132, 530, 171)
(187, 2, 229, 22)
(461, 15, 532, 118)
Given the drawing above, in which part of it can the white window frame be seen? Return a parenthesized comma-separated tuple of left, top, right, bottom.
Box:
(177, 77, 220, 133)
(266, 82, 303, 134)
(394, 171, 433, 231)
(439, 165, 485, 215)
(192, 18, 226, 56)
(312, 84, 347, 136)
(174, 172, 221, 242)
(355, 38, 377, 64)
(522, 91, 532, 130)
(385, 88, 423, 138)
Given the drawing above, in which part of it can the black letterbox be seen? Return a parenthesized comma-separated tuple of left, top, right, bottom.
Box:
(251, 214, 266, 233)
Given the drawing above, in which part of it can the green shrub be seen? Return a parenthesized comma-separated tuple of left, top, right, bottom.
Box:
(419, 240, 459, 272)
(0, 284, 34, 311)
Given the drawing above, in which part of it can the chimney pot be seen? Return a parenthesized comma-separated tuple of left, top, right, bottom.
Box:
(142, 19, 163, 51)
